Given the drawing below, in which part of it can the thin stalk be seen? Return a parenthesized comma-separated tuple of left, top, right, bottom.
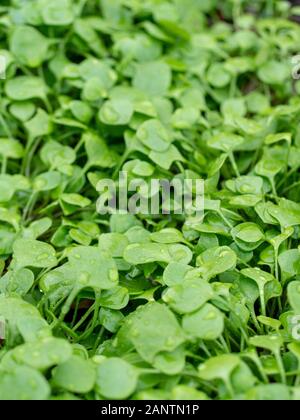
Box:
(25, 137, 43, 177)
(71, 297, 81, 328)
(0, 114, 13, 139)
(77, 0, 88, 15)
(275, 351, 286, 385)
(58, 287, 80, 323)
(220, 335, 231, 353)
(282, 181, 300, 194)
(77, 292, 101, 341)
(72, 303, 95, 332)
(250, 306, 263, 333)
(230, 75, 237, 98)
(224, 379, 235, 399)
(1, 156, 7, 174)
(277, 167, 297, 189)
(92, 326, 105, 355)
(112, 150, 130, 180)
(270, 178, 279, 203)
(228, 152, 240, 178)
(22, 192, 37, 222)
(67, 162, 90, 190)
(176, 161, 185, 173)
(45, 308, 79, 339)
(218, 210, 234, 229)
(256, 358, 269, 384)
(186, 352, 205, 362)
(260, 289, 267, 317)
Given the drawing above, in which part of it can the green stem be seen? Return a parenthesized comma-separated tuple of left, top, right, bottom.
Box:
(77, 0, 88, 15)
(256, 358, 269, 384)
(220, 335, 231, 353)
(72, 304, 95, 332)
(224, 378, 235, 399)
(113, 150, 130, 180)
(282, 181, 300, 194)
(0, 114, 13, 139)
(270, 178, 279, 203)
(77, 292, 101, 341)
(200, 342, 212, 358)
(46, 309, 79, 339)
(71, 297, 80, 328)
(92, 326, 105, 355)
(67, 162, 90, 191)
(58, 287, 80, 323)
(176, 161, 185, 173)
(277, 167, 297, 189)
(25, 137, 43, 177)
(230, 75, 237, 98)
(22, 192, 37, 222)
(250, 306, 263, 333)
(1, 156, 7, 174)
(260, 289, 266, 317)
(228, 152, 240, 178)
(218, 210, 234, 229)
(275, 351, 286, 385)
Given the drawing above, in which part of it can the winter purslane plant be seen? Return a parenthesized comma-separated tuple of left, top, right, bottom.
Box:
(1, 0, 300, 400)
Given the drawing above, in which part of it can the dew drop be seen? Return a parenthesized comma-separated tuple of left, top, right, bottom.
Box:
(166, 337, 175, 347)
(79, 272, 89, 285)
(109, 269, 118, 282)
(131, 329, 139, 337)
(102, 104, 119, 124)
(204, 311, 217, 320)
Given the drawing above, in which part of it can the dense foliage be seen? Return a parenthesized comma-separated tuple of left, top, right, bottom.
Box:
(1, 0, 300, 400)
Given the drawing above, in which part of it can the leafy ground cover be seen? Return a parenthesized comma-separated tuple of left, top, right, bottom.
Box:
(1, 0, 300, 400)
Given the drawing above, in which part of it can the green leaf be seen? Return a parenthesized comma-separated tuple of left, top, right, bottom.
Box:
(133, 61, 171, 97)
(245, 384, 291, 401)
(137, 119, 172, 152)
(5, 77, 46, 101)
(33, 171, 61, 191)
(25, 109, 53, 139)
(258, 61, 290, 85)
(39, 0, 75, 26)
(207, 63, 231, 88)
(288, 281, 300, 314)
(0, 296, 41, 323)
(162, 278, 213, 314)
(0, 138, 24, 159)
(208, 132, 244, 153)
(10, 26, 49, 68)
(13, 338, 72, 370)
(124, 243, 192, 265)
(150, 228, 183, 244)
(249, 335, 283, 354)
(84, 132, 116, 168)
(13, 239, 57, 269)
(196, 246, 237, 280)
(99, 286, 129, 310)
(96, 358, 138, 399)
(279, 250, 300, 281)
(52, 356, 96, 394)
(41, 141, 75, 168)
(182, 303, 224, 339)
(149, 144, 184, 169)
(198, 354, 240, 383)
(0, 366, 50, 400)
(0, 268, 34, 296)
(10, 102, 36, 122)
(128, 302, 185, 362)
(99, 99, 134, 126)
(153, 346, 186, 375)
